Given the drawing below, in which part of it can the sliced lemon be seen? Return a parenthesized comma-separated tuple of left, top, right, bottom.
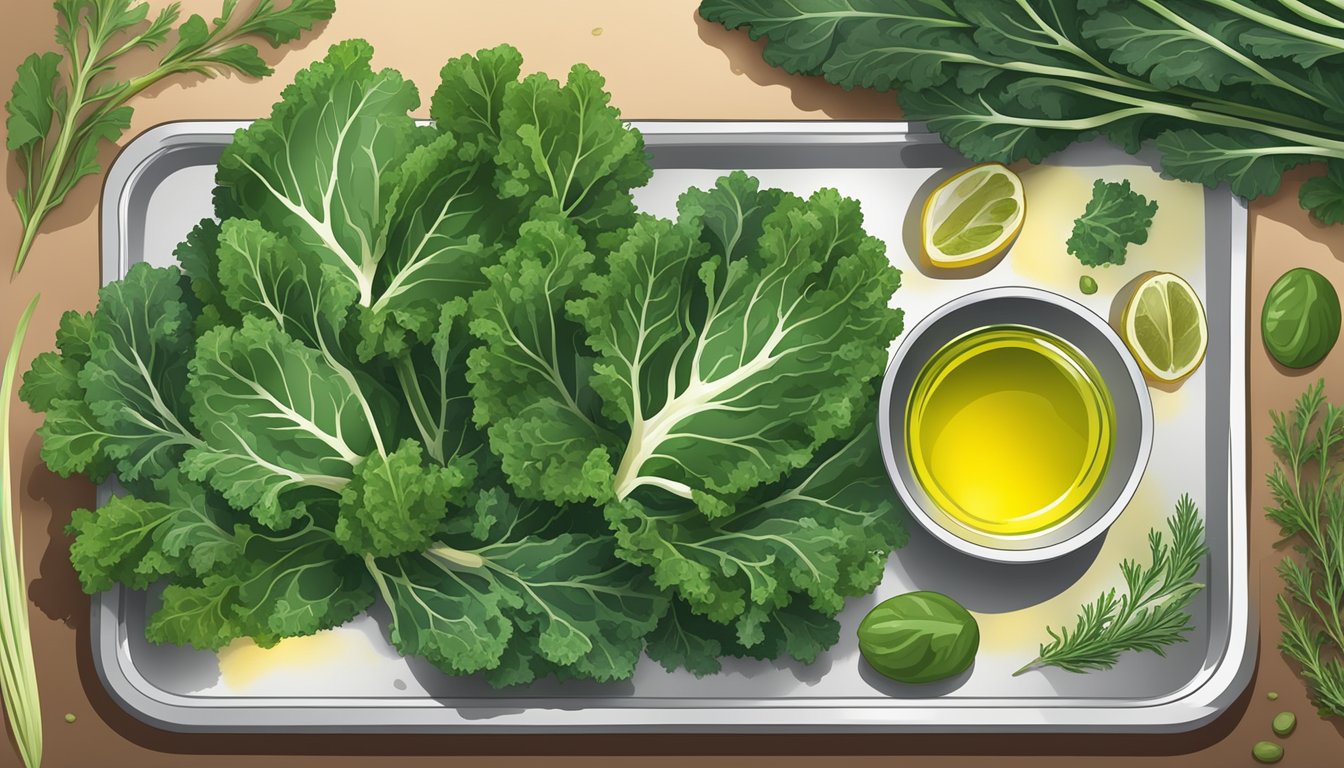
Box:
(1122, 272, 1207, 383)
(921, 163, 1025, 268)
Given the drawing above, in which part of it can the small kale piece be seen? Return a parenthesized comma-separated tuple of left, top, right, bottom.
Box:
(1067, 179, 1159, 268)
(1301, 161, 1344, 226)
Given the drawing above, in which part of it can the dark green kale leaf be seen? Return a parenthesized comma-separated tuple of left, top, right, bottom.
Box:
(1067, 179, 1158, 267)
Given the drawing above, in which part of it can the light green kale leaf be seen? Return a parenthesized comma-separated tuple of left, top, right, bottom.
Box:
(147, 517, 373, 650)
(495, 62, 652, 241)
(575, 172, 903, 516)
(67, 471, 241, 593)
(645, 599, 842, 676)
(183, 316, 392, 528)
(369, 488, 667, 683)
(76, 264, 203, 482)
(609, 418, 905, 658)
(20, 309, 117, 481)
(466, 216, 617, 504)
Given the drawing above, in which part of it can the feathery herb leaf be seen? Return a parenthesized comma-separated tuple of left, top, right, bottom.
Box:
(1267, 380, 1344, 718)
(1016, 495, 1206, 675)
(5, 0, 335, 275)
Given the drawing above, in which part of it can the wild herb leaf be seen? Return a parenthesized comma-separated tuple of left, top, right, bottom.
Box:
(5, 0, 334, 274)
(1266, 381, 1344, 718)
(1017, 495, 1206, 675)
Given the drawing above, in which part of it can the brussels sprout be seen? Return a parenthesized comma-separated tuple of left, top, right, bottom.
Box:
(857, 591, 978, 684)
(1262, 267, 1341, 368)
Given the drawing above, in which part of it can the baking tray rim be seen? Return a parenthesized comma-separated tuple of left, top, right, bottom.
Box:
(91, 119, 1253, 734)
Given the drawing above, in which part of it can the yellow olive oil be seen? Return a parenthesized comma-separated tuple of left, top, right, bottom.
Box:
(906, 325, 1115, 537)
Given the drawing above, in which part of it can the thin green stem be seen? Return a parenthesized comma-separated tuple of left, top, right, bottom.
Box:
(1011, 78, 1344, 158)
(1137, 0, 1332, 110)
(1, 294, 42, 768)
(1275, 0, 1344, 29)
(392, 355, 443, 465)
(13, 35, 101, 276)
(999, 0, 1344, 137)
(1203, 0, 1344, 41)
(425, 543, 487, 571)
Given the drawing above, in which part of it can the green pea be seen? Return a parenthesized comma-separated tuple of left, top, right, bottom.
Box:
(1079, 275, 1098, 295)
(1252, 741, 1284, 764)
(1267, 691, 1278, 701)
(63, 713, 75, 724)
(1272, 711, 1296, 737)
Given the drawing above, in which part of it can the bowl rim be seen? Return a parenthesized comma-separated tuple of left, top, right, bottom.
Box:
(877, 285, 1154, 564)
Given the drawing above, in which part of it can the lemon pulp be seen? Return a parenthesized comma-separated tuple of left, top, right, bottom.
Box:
(906, 325, 1115, 537)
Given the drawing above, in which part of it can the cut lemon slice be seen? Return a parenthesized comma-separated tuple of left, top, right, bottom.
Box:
(921, 163, 1025, 268)
(1121, 272, 1207, 383)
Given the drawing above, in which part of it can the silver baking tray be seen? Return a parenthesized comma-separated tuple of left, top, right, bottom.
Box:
(94, 120, 1250, 733)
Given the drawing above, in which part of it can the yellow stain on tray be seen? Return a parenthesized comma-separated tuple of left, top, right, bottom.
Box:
(1010, 164, 1205, 293)
(218, 629, 380, 692)
(972, 483, 1175, 653)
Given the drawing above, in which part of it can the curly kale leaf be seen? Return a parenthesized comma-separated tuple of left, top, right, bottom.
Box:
(1066, 179, 1158, 267)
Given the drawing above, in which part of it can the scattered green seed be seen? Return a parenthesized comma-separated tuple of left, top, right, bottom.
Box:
(1267, 691, 1278, 701)
(63, 713, 75, 724)
(1079, 275, 1098, 295)
(1253, 740, 1284, 764)
(591, 27, 603, 36)
(1272, 711, 1296, 737)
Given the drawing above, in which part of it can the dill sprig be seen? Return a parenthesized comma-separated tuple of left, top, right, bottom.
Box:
(5, 0, 334, 275)
(1015, 495, 1207, 676)
(1267, 380, 1344, 719)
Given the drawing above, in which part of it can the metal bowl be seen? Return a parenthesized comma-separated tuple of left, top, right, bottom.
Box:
(877, 286, 1153, 563)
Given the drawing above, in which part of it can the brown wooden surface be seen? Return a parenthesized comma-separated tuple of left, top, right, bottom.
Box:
(2, 1, 1342, 765)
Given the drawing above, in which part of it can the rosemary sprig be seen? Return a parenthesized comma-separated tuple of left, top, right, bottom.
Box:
(5, 0, 334, 276)
(1267, 380, 1344, 718)
(1015, 495, 1207, 676)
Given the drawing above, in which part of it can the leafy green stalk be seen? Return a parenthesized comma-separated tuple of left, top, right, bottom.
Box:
(698, 0, 1344, 221)
(1267, 381, 1344, 718)
(1273, 0, 1344, 30)
(1198, 0, 1344, 44)
(6, 0, 334, 275)
(1015, 495, 1206, 676)
(1, 295, 41, 768)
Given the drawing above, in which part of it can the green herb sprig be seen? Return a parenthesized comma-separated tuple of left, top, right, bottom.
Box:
(1, 296, 41, 768)
(1015, 495, 1207, 676)
(1268, 380, 1344, 718)
(5, 0, 335, 275)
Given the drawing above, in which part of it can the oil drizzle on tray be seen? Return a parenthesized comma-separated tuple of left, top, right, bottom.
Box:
(218, 629, 381, 692)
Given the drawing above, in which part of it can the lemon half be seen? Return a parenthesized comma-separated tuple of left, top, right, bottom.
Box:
(921, 163, 1025, 268)
(1122, 272, 1207, 383)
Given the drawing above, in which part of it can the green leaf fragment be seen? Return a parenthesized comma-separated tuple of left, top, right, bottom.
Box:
(1066, 179, 1158, 268)
(1301, 161, 1344, 225)
(5, 52, 62, 153)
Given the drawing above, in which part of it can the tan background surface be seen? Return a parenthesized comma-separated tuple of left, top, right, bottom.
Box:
(1, 0, 1341, 765)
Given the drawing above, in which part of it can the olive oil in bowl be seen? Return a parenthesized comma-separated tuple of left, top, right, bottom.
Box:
(905, 325, 1116, 538)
